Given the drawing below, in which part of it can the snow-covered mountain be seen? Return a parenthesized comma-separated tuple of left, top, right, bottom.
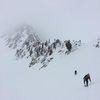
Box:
(4, 29, 82, 70)
(0, 37, 100, 100)
(0, 0, 100, 99)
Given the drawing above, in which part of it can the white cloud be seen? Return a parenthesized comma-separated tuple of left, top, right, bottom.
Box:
(0, 0, 100, 42)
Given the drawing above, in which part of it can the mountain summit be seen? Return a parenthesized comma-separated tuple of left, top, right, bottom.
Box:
(6, 25, 41, 49)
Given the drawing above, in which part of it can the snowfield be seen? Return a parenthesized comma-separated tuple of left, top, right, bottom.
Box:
(0, 39, 100, 100)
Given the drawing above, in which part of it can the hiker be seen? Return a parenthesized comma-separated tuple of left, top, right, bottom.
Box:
(74, 70, 77, 75)
(83, 73, 91, 87)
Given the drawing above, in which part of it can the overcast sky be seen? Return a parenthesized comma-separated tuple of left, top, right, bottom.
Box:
(0, 0, 100, 42)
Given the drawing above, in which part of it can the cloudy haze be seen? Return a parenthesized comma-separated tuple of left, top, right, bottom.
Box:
(0, 0, 100, 42)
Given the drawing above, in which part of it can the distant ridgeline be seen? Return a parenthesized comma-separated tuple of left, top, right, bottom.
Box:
(5, 25, 81, 70)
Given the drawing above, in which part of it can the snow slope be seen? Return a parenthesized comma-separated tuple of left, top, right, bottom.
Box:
(0, 38, 100, 100)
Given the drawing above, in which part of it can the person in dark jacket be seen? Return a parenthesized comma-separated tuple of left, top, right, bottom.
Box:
(74, 70, 77, 75)
(83, 73, 91, 87)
